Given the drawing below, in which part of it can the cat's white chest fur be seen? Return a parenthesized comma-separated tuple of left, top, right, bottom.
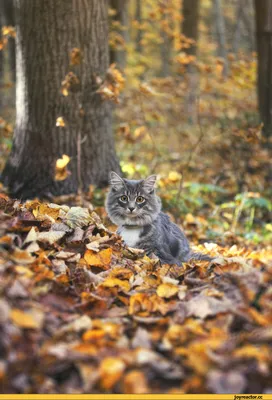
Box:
(119, 226, 142, 248)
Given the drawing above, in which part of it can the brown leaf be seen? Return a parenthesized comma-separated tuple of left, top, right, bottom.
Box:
(185, 292, 233, 319)
(123, 370, 148, 394)
(11, 249, 35, 265)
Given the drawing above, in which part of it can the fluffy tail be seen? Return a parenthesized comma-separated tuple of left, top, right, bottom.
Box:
(187, 251, 214, 262)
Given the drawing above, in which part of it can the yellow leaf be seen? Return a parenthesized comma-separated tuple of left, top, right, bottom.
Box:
(234, 345, 270, 362)
(62, 87, 69, 97)
(168, 171, 182, 183)
(15, 266, 34, 278)
(56, 117, 65, 127)
(101, 277, 130, 292)
(10, 308, 44, 329)
(84, 248, 112, 268)
(99, 357, 125, 390)
(56, 154, 70, 169)
(157, 283, 179, 298)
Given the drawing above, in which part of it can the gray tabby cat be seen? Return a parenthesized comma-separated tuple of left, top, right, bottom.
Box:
(106, 172, 212, 265)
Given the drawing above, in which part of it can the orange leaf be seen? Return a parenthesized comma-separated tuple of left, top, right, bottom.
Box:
(123, 370, 148, 394)
(84, 248, 112, 268)
(99, 357, 125, 390)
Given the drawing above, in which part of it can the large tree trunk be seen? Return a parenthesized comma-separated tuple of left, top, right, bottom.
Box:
(109, 0, 129, 70)
(2, 0, 120, 199)
(254, 0, 272, 139)
(181, 0, 200, 122)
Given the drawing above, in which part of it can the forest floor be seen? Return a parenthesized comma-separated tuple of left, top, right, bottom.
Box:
(0, 187, 271, 394)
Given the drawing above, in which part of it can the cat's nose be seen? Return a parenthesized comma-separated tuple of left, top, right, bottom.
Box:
(128, 207, 135, 212)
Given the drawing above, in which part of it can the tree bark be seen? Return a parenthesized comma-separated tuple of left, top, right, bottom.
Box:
(1, 0, 120, 199)
(255, 0, 272, 139)
(182, 0, 199, 57)
(232, 0, 244, 54)
(160, 1, 172, 77)
(0, 0, 16, 82)
(214, 0, 228, 76)
(135, 0, 142, 54)
(110, 0, 129, 70)
(0, 11, 3, 107)
(181, 0, 200, 122)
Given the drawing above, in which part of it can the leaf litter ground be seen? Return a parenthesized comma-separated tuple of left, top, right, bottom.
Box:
(0, 193, 271, 394)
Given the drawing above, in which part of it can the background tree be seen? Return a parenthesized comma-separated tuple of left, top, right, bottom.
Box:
(181, 0, 200, 121)
(135, 0, 142, 54)
(1, 0, 120, 199)
(254, 0, 272, 140)
(0, 0, 15, 114)
(0, 0, 16, 82)
(110, 0, 129, 70)
(214, 0, 228, 76)
(159, 0, 173, 77)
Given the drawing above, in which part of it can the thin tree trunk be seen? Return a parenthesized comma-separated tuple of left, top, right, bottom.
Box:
(2, 0, 120, 199)
(110, 0, 129, 70)
(242, 0, 255, 52)
(182, 0, 200, 122)
(0, 12, 3, 110)
(0, 0, 16, 82)
(232, 0, 244, 54)
(160, 5, 172, 77)
(255, 0, 272, 139)
(135, 0, 142, 54)
(214, 0, 228, 76)
(182, 0, 199, 57)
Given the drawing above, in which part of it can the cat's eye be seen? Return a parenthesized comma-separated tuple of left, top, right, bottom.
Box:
(136, 196, 145, 203)
(120, 195, 128, 202)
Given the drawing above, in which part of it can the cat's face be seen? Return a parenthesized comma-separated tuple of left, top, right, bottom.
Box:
(106, 172, 161, 226)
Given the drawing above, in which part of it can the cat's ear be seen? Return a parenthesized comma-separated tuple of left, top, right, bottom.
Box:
(142, 175, 157, 193)
(109, 171, 125, 191)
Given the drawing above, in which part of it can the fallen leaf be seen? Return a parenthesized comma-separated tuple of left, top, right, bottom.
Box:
(207, 370, 246, 394)
(84, 248, 112, 268)
(101, 277, 130, 292)
(99, 357, 125, 390)
(157, 283, 179, 298)
(123, 370, 148, 394)
(10, 308, 44, 329)
(64, 207, 91, 229)
(37, 231, 66, 244)
(11, 249, 35, 265)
